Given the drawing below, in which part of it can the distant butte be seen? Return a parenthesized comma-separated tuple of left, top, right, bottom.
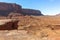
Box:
(0, 2, 43, 16)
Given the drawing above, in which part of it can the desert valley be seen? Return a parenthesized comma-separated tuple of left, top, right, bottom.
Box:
(0, 2, 60, 40)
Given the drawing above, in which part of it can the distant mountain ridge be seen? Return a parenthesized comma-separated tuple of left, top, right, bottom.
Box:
(56, 13, 60, 16)
(22, 9, 43, 16)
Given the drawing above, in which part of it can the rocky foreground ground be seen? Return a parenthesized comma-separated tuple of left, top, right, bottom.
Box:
(0, 16, 60, 40)
(0, 29, 60, 40)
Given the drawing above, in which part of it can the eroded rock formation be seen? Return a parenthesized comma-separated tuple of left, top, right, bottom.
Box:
(0, 19, 18, 30)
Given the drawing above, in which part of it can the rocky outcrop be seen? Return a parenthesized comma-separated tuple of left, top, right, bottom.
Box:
(22, 9, 43, 16)
(0, 19, 18, 30)
(8, 12, 23, 18)
(0, 2, 22, 16)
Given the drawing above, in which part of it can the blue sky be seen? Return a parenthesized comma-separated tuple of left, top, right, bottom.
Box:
(0, 0, 60, 15)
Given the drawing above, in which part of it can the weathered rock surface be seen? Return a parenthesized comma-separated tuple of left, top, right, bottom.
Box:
(0, 16, 60, 40)
(8, 12, 23, 19)
(0, 19, 18, 30)
(13, 16, 60, 40)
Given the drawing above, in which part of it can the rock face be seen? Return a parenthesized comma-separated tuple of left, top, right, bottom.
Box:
(0, 2, 22, 16)
(22, 9, 43, 16)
